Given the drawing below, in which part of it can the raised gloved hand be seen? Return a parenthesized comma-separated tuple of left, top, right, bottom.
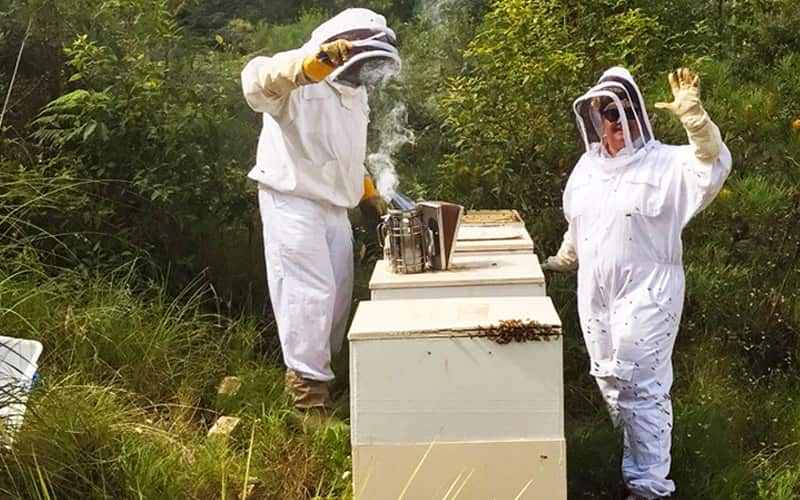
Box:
(302, 39, 353, 82)
(358, 176, 388, 222)
(541, 230, 578, 272)
(654, 67, 722, 163)
(654, 67, 702, 118)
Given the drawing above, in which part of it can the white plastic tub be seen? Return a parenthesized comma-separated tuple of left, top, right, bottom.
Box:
(0, 336, 43, 438)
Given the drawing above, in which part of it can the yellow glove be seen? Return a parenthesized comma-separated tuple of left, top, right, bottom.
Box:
(359, 176, 388, 221)
(302, 39, 353, 82)
(654, 67, 722, 163)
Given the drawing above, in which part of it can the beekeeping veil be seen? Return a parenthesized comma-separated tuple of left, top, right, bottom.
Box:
(573, 67, 655, 160)
(303, 8, 401, 87)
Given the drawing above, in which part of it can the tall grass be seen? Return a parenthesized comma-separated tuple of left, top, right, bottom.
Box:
(3, 153, 800, 498)
(0, 166, 352, 499)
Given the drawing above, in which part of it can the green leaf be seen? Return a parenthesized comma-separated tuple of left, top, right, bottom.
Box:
(82, 122, 97, 141)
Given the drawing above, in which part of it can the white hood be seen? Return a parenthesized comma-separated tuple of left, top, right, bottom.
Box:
(572, 66, 656, 162)
(305, 8, 395, 49)
(301, 8, 400, 85)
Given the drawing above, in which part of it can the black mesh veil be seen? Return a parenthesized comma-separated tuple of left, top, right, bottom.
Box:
(572, 68, 655, 156)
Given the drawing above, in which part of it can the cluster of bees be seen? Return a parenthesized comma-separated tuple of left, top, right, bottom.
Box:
(475, 319, 561, 345)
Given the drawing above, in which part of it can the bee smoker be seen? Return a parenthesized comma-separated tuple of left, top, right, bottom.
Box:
(377, 206, 433, 274)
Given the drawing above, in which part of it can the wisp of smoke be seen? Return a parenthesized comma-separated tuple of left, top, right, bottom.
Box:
(359, 0, 464, 201)
(366, 101, 414, 201)
(419, 0, 464, 25)
(356, 53, 414, 202)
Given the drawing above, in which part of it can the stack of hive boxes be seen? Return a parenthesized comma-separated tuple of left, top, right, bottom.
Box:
(348, 210, 566, 499)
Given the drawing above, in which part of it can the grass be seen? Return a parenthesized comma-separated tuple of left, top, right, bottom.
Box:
(546, 267, 800, 500)
(0, 169, 352, 499)
(1, 170, 799, 499)
(0, 263, 354, 499)
(3, 257, 798, 500)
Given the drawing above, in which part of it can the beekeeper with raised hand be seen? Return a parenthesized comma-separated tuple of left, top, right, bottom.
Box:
(240, 8, 400, 413)
(542, 67, 731, 499)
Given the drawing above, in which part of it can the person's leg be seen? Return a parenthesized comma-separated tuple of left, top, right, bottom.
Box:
(619, 364, 674, 499)
(610, 273, 682, 498)
(326, 207, 354, 356)
(258, 189, 337, 408)
(577, 274, 622, 424)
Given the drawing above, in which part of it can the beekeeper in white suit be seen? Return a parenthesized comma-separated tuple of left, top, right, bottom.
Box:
(543, 67, 731, 499)
(241, 9, 399, 412)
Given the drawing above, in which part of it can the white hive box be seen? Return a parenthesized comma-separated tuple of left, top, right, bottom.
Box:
(349, 296, 565, 499)
(353, 440, 566, 500)
(349, 296, 564, 443)
(369, 252, 545, 300)
(455, 209, 534, 255)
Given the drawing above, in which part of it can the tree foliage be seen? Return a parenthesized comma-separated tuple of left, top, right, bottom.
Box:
(435, 0, 800, 383)
(438, 0, 666, 210)
(2, 0, 800, 495)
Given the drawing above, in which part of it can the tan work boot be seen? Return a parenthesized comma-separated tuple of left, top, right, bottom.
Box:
(284, 369, 333, 410)
(284, 369, 347, 432)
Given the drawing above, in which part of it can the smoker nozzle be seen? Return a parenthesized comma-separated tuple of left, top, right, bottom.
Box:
(390, 192, 416, 210)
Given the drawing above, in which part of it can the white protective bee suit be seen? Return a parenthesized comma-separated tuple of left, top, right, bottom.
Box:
(558, 67, 731, 498)
(240, 9, 398, 394)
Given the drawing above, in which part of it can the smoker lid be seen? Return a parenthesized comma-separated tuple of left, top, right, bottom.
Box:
(348, 296, 561, 340)
(369, 253, 544, 289)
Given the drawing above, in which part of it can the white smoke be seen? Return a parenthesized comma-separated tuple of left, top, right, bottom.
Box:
(367, 101, 414, 201)
(362, 0, 468, 201)
(419, 0, 463, 25)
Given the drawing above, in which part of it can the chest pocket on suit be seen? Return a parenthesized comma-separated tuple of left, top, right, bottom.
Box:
(564, 173, 609, 222)
(299, 84, 367, 166)
(349, 92, 369, 165)
(615, 165, 665, 217)
(296, 84, 338, 158)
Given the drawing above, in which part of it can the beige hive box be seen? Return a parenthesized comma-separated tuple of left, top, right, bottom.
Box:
(369, 252, 546, 300)
(455, 209, 534, 255)
(348, 296, 566, 500)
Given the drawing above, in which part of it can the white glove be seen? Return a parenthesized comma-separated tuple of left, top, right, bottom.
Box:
(654, 67, 723, 163)
(541, 230, 578, 272)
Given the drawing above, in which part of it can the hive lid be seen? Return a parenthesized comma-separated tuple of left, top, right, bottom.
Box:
(369, 253, 544, 289)
(455, 222, 534, 253)
(460, 209, 523, 225)
(348, 296, 561, 340)
(456, 225, 521, 241)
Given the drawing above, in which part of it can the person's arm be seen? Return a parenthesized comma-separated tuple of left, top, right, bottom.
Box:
(358, 176, 388, 221)
(241, 40, 352, 116)
(541, 229, 578, 272)
(655, 67, 724, 164)
(655, 68, 732, 221)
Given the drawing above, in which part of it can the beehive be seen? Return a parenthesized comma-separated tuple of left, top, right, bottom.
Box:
(455, 209, 534, 255)
(348, 296, 566, 499)
(368, 253, 546, 300)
